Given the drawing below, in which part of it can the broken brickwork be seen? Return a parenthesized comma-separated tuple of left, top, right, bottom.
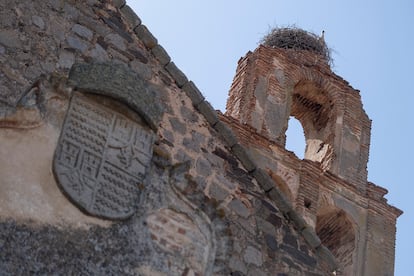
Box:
(224, 45, 401, 275)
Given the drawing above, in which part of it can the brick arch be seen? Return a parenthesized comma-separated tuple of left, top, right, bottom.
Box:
(288, 78, 337, 169)
(316, 204, 357, 275)
(286, 66, 346, 106)
(279, 66, 346, 171)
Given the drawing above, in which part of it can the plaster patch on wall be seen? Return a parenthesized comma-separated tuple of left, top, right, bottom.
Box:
(0, 124, 110, 228)
(276, 162, 300, 199)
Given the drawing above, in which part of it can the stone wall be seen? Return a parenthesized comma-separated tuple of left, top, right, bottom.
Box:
(0, 0, 346, 275)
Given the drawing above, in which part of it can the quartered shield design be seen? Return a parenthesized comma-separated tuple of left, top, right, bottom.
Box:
(53, 93, 154, 219)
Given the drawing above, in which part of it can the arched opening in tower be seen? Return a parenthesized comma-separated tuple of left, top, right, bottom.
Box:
(316, 208, 356, 274)
(290, 81, 334, 169)
(285, 116, 306, 159)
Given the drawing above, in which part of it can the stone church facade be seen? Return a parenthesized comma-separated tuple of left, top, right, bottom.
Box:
(0, 1, 401, 275)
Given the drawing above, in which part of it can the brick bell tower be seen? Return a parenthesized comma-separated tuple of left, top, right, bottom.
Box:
(224, 28, 402, 275)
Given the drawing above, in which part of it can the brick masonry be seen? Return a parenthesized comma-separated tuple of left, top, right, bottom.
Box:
(224, 45, 402, 275)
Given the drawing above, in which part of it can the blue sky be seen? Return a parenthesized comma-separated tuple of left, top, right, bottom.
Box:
(129, 1, 414, 275)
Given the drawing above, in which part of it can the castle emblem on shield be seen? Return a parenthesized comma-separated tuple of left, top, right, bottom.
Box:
(53, 93, 154, 219)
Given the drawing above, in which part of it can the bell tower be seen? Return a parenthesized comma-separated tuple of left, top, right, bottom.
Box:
(226, 28, 370, 191)
(224, 28, 401, 275)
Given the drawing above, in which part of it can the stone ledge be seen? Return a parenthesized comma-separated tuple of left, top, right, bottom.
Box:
(196, 101, 219, 126)
(301, 226, 322, 249)
(151, 45, 171, 66)
(266, 188, 293, 215)
(251, 168, 274, 192)
(213, 121, 238, 148)
(165, 62, 188, 88)
(134, 25, 157, 49)
(112, 0, 126, 8)
(120, 5, 141, 29)
(182, 81, 204, 106)
(287, 210, 307, 231)
(231, 144, 256, 173)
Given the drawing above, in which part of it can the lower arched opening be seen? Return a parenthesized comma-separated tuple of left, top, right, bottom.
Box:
(316, 208, 356, 274)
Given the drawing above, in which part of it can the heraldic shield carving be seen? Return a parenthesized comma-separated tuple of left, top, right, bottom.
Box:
(53, 93, 155, 220)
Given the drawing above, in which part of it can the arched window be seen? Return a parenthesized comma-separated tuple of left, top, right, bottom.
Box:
(285, 116, 306, 159)
(316, 207, 356, 275)
(289, 81, 334, 168)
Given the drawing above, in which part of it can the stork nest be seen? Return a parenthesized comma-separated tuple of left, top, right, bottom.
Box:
(260, 27, 332, 64)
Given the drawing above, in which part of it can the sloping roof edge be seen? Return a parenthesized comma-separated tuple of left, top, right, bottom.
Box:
(112, 0, 339, 273)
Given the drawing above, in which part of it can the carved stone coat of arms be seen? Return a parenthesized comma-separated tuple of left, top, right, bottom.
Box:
(53, 93, 154, 219)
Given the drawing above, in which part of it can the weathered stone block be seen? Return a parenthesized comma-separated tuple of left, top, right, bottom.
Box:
(112, 0, 126, 8)
(165, 62, 188, 88)
(229, 256, 247, 274)
(0, 29, 22, 49)
(264, 234, 278, 251)
(252, 168, 274, 192)
(120, 5, 141, 28)
(72, 24, 93, 41)
(57, 50, 75, 69)
(229, 199, 250, 218)
(256, 217, 276, 235)
(151, 44, 171, 66)
(130, 59, 152, 80)
(231, 144, 256, 173)
(301, 226, 321, 249)
(32, 15, 45, 30)
(134, 24, 157, 49)
(287, 210, 307, 231)
(267, 188, 292, 214)
(104, 33, 127, 51)
(243, 245, 263, 266)
(182, 81, 204, 106)
(266, 213, 282, 228)
(183, 134, 204, 153)
(67, 35, 89, 53)
(196, 101, 219, 126)
(283, 233, 298, 248)
(280, 244, 317, 268)
(67, 62, 163, 130)
(169, 117, 186, 135)
(316, 245, 339, 272)
(213, 121, 238, 148)
(261, 199, 279, 213)
(89, 44, 109, 62)
(209, 182, 229, 201)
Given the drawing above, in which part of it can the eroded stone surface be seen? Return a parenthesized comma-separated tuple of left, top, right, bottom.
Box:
(53, 93, 154, 220)
(0, 123, 109, 227)
(68, 62, 163, 130)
